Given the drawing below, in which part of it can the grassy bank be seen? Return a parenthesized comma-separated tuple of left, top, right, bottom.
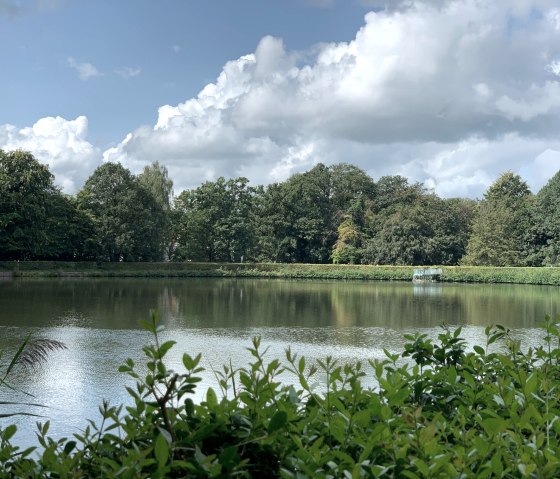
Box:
(1, 261, 560, 284)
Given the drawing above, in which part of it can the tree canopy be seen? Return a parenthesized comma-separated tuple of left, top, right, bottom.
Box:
(462, 172, 532, 266)
(2, 149, 560, 267)
(77, 162, 169, 261)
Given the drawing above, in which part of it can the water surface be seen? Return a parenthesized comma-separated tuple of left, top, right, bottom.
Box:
(0, 278, 557, 445)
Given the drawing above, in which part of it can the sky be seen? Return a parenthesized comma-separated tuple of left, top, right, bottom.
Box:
(1, 0, 560, 198)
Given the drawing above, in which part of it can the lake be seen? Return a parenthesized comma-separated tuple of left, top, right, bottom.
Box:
(0, 277, 558, 446)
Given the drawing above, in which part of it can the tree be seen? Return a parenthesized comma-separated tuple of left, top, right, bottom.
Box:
(77, 163, 166, 261)
(363, 197, 434, 265)
(138, 161, 173, 211)
(430, 198, 476, 265)
(173, 177, 256, 262)
(138, 162, 174, 258)
(331, 197, 369, 264)
(329, 163, 376, 216)
(0, 150, 79, 260)
(269, 164, 335, 263)
(374, 175, 425, 212)
(462, 172, 533, 266)
(361, 191, 476, 266)
(40, 193, 95, 260)
(531, 170, 560, 265)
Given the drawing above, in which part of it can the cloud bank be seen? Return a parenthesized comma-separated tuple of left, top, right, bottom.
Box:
(0, 116, 101, 192)
(3, 0, 560, 197)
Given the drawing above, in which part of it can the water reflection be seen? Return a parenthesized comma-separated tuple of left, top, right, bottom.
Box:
(0, 278, 558, 446)
(1, 278, 558, 330)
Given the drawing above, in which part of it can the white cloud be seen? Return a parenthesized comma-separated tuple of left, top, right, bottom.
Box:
(68, 57, 102, 81)
(101, 0, 560, 197)
(0, 116, 102, 193)
(546, 60, 560, 76)
(4, 0, 560, 199)
(116, 66, 142, 79)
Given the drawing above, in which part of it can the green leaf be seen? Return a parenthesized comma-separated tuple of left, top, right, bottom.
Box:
(157, 340, 176, 358)
(4, 335, 30, 381)
(139, 319, 156, 333)
(219, 446, 238, 470)
(473, 345, 485, 356)
(2, 424, 17, 441)
(63, 440, 76, 455)
(268, 410, 288, 433)
(154, 432, 170, 467)
(482, 418, 508, 436)
(206, 388, 218, 409)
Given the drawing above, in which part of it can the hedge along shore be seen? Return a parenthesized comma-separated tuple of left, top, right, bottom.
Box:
(1, 261, 560, 285)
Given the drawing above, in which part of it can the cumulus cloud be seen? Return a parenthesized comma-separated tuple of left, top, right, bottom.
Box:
(101, 0, 560, 197)
(116, 66, 142, 79)
(0, 116, 102, 193)
(4, 0, 560, 199)
(68, 57, 102, 81)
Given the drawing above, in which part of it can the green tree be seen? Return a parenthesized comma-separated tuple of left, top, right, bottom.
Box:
(0, 150, 83, 260)
(462, 172, 533, 266)
(329, 163, 376, 216)
(173, 177, 256, 262)
(331, 197, 369, 264)
(430, 198, 476, 265)
(138, 162, 174, 258)
(77, 162, 166, 261)
(273, 164, 335, 263)
(374, 175, 425, 212)
(363, 198, 433, 265)
(531, 170, 560, 265)
(362, 191, 475, 266)
(138, 161, 173, 211)
(40, 194, 95, 260)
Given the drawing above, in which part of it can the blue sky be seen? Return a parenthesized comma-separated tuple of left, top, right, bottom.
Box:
(1, 0, 560, 197)
(1, 1, 371, 144)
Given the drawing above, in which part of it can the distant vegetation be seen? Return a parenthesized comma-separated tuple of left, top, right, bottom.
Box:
(2, 313, 560, 477)
(2, 149, 560, 267)
(3, 262, 560, 285)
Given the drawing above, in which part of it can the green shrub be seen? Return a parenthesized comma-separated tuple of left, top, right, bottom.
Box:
(2, 313, 560, 477)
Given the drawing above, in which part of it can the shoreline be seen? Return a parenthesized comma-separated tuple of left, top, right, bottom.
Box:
(1, 261, 560, 285)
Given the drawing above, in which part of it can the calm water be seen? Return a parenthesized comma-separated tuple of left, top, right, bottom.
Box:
(0, 277, 558, 446)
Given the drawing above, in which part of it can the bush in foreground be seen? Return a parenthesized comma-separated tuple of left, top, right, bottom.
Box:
(1, 314, 560, 478)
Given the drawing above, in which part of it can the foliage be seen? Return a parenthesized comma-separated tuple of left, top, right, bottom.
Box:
(257, 163, 376, 264)
(2, 148, 560, 269)
(3, 313, 560, 477)
(173, 177, 257, 262)
(0, 150, 89, 260)
(0, 335, 66, 420)
(363, 194, 475, 266)
(138, 162, 174, 259)
(462, 172, 533, 266)
(77, 162, 168, 261)
(532, 171, 560, 266)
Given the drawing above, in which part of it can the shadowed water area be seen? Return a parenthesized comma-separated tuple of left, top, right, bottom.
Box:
(0, 277, 558, 446)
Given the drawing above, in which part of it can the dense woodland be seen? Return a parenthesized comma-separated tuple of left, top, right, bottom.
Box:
(1, 149, 559, 266)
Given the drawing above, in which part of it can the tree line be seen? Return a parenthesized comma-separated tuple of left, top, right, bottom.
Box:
(1, 149, 559, 266)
